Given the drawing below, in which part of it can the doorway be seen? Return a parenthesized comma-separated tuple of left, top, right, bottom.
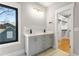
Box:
(55, 4, 74, 54)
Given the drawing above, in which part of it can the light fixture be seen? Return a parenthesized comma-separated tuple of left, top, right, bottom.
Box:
(33, 7, 43, 12)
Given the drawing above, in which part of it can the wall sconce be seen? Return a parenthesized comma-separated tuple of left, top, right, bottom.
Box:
(29, 6, 44, 19)
(33, 7, 43, 12)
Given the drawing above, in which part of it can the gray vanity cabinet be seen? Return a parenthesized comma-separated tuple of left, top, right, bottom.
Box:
(25, 33, 54, 56)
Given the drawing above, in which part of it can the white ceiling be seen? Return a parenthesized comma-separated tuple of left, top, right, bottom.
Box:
(38, 2, 72, 7)
(38, 2, 56, 7)
(19, 2, 72, 7)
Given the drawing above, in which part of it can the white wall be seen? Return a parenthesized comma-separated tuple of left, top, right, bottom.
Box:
(21, 2, 46, 34)
(0, 2, 25, 56)
(73, 2, 79, 55)
(46, 2, 72, 33)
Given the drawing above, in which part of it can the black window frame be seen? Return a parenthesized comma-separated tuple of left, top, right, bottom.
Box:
(0, 4, 18, 44)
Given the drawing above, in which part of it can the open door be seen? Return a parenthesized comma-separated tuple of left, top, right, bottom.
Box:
(57, 9, 71, 53)
(55, 4, 74, 54)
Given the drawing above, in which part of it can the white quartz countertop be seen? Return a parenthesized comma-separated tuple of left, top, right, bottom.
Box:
(24, 32, 54, 37)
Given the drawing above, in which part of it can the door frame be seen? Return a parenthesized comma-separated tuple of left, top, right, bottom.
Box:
(55, 3, 74, 55)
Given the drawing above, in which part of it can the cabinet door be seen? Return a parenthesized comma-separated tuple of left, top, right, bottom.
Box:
(41, 35, 50, 50)
(42, 34, 54, 50)
(35, 35, 43, 53)
(39, 35, 45, 50)
(29, 36, 38, 55)
(48, 34, 54, 47)
(41, 35, 47, 50)
(44, 35, 51, 49)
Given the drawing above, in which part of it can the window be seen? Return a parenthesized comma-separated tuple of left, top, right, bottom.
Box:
(0, 4, 18, 44)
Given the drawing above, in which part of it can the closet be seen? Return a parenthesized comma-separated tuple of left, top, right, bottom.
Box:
(55, 3, 79, 55)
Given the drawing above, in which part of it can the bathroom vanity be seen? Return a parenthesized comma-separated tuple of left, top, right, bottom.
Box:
(24, 33, 54, 56)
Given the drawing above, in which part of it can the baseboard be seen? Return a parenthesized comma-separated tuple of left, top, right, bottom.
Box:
(3, 48, 25, 56)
